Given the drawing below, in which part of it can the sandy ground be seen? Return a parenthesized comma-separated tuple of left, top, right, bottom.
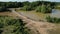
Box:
(0, 12, 19, 18)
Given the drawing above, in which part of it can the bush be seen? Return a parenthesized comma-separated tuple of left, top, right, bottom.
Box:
(0, 7, 10, 12)
(0, 30, 3, 34)
(36, 6, 41, 12)
(0, 23, 4, 28)
(46, 5, 52, 13)
(0, 16, 31, 34)
(46, 16, 60, 23)
(36, 5, 52, 13)
(22, 6, 33, 11)
(36, 5, 47, 13)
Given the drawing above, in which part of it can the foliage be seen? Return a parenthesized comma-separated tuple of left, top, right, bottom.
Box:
(36, 6, 41, 12)
(0, 1, 57, 12)
(21, 1, 54, 13)
(22, 1, 30, 6)
(0, 16, 31, 34)
(36, 4, 52, 13)
(46, 16, 60, 23)
(0, 7, 10, 12)
(22, 5, 33, 11)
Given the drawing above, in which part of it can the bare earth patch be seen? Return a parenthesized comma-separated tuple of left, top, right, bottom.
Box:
(0, 12, 19, 18)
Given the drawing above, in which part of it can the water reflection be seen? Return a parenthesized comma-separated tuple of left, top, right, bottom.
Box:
(50, 9, 60, 18)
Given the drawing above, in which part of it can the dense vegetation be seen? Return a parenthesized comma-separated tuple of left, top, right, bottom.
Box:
(36, 4, 52, 13)
(0, 2, 23, 12)
(0, 16, 31, 34)
(46, 16, 60, 23)
(21, 1, 56, 13)
(0, 1, 58, 13)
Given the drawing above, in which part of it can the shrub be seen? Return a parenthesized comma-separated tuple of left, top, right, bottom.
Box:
(36, 5, 52, 13)
(0, 30, 3, 34)
(22, 6, 33, 11)
(0, 7, 10, 12)
(0, 16, 31, 34)
(0, 23, 4, 28)
(46, 5, 52, 13)
(46, 16, 60, 23)
(36, 5, 47, 13)
(36, 6, 41, 12)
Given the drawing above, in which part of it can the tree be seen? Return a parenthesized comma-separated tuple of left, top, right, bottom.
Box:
(22, 1, 30, 6)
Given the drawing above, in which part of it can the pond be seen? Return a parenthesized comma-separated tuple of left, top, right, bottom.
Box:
(50, 9, 60, 18)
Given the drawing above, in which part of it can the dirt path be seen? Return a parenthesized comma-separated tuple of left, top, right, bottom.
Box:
(12, 10, 56, 34)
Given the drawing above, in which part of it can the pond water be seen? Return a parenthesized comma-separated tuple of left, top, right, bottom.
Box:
(50, 9, 60, 18)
